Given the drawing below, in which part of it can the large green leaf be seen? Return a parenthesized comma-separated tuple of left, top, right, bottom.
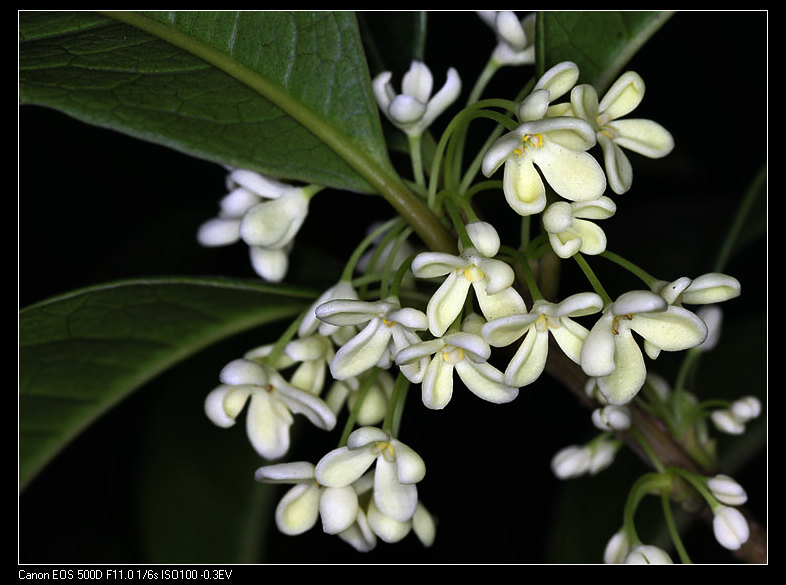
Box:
(18, 11, 389, 193)
(538, 11, 673, 93)
(19, 277, 314, 490)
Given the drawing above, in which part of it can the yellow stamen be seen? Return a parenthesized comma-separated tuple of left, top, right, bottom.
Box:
(611, 314, 633, 335)
(372, 441, 396, 462)
(463, 265, 485, 282)
(513, 133, 544, 157)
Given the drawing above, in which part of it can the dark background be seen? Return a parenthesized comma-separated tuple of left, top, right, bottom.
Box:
(19, 11, 766, 564)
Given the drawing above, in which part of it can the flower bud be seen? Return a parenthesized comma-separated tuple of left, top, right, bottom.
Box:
(731, 396, 762, 422)
(551, 445, 591, 479)
(707, 474, 748, 507)
(712, 505, 750, 550)
(603, 530, 630, 564)
(592, 405, 631, 431)
(624, 544, 673, 564)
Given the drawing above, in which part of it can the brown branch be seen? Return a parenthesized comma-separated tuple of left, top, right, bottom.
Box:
(544, 337, 767, 564)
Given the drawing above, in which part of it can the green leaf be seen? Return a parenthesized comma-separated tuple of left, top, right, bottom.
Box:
(19, 11, 389, 193)
(19, 277, 314, 491)
(538, 11, 673, 93)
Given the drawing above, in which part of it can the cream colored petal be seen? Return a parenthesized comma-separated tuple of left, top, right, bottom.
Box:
(596, 329, 647, 405)
(629, 306, 708, 352)
(401, 61, 433, 103)
(197, 218, 241, 247)
(426, 270, 471, 336)
(551, 318, 590, 364)
(569, 83, 600, 127)
(393, 440, 427, 484)
(557, 292, 605, 318)
(474, 283, 527, 321)
(204, 385, 239, 428)
(239, 190, 309, 248)
(443, 332, 491, 361)
(395, 338, 444, 365)
(681, 273, 741, 304)
(367, 499, 411, 543)
(613, 290, 666, 315)
(548, 231, 582, 259)
(275, 483, 321, 535)
(532, 141, 607, 202)
(503, 156, 547, 215)
(255, 461, 315, 483)
(534, 61, 579, 101)
(412, 503, 436, 547)
(219, 358, 268, 386)
(573, 217, 608, 255)
(599, 71, 645, 120)
(482, 132, 521, 177)
(219, 186, 262, 217)
(504, 327, 547, 387)
(580, 311, 617, 377)
(374, 457, 419, 522)
(372, 71, 394, 111)
(456, 360, 519, 402)
(421, 355, 455, 410)
(477, 257, 516, 294)
(330, 319, 393, 380)
(422, 67, 462, 128)
(465, 221, 501, 257)
(315, 299, 390, 326)
(315, 446, 378, 488)
(482, 313, 534, 347)
(411, 252, 465, 278)
(598, 133, 633, 194)
(320, 485, 360, 535)
(612, 119, 675, 158)
(246, 391, 293, 459)
(275, 377, 336, 431)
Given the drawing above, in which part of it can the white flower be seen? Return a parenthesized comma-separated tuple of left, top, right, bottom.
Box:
(482, 292, 603, 387)
(244, 334, 334, 396)
(707, 474, 748, 507)
(197, 169, 315, 282)
(204, 358, 336, 460)
(542, 196, 617, 258)
(477, 11, 536, 67)
(624, 544, 674, 564)
(482, 62, 606, 215)
(412, 222, 526, 336)
(255, 461, 359, 536)
(569, 71, 675, 194)
(298, 281, 359, 340)
(396, 327, 519, 410)
(711, 396, 762, 435)
(551, 445, 591, 479)
(580, 290, 708, 405)
(712, 505, 750, 551)
(373, 61, 461, 137)
(592, 405, 632, 431)
(316, 296, 429, 382)
(603, 530, 631, 564)
(315, 427, 426, 523)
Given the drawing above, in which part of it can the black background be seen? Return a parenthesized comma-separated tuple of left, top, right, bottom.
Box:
(19, 11, 767, 565)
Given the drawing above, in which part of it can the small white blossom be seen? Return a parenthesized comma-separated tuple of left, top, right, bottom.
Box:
(477, 11, 536, 67)
(412, 222, 526, 336)
(315, 427, 426, 523)
(551, 445, 591, 479)
(711, 396, 762, 435)
(624, 544, 674, 564)
(197, 169, 315, 282)
(482, 62, 606, 215)
(695, 305, 724, 352)
(712, 505, 750, 551)
(569, 71, 674, 194)
(707, 474, 748, 507)
(396, 326, 518, 410)
(299, 281, 359, 340)
(603, 530, 631, 564)
(592, 404, 632, 431)
(580, 290, 708, 405)
(483, 292, 603, 387)
(542, 197, 617, 258)
(255, 461, 359, 536)
(204, 359, 336, 460)
(373, 61, 461, 137)
(316, 296, 428, 381)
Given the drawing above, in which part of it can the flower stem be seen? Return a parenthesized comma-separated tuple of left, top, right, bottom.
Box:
(573, 253, 612, 305)
(600, 250, 657, 288)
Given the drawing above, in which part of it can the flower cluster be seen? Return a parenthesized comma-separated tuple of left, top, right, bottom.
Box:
(197, 14, 758, 562)
(197, 169, 320, 282)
